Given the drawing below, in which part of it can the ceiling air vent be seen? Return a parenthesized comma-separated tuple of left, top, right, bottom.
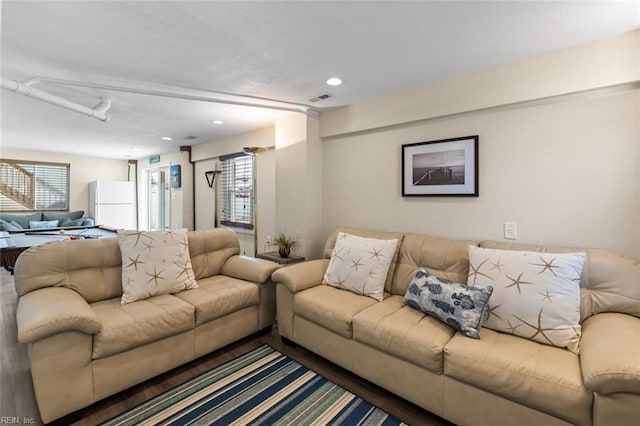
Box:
(184, 136, 197, 140)
(308, 93, 333, 103)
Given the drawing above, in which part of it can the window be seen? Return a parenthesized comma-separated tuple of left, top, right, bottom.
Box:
(0, 159, 70, 212)
(219, 153, 254, 230)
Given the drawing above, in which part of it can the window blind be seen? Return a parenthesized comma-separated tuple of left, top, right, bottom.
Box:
(219, 153, 254, 230)
(0, 159, 70, 212)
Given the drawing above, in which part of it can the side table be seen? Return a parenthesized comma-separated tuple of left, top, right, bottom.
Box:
(256, 251, 305, 265)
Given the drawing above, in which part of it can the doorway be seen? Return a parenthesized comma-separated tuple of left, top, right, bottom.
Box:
(147, 167, 170, 231)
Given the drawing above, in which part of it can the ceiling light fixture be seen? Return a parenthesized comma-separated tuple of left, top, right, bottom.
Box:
(161, 136, 173, 141)
(212, 120, 224, 125)
(326, 77, 342, 86)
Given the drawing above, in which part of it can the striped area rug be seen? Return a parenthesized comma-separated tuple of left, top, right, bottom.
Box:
(101, 345, 407, 426)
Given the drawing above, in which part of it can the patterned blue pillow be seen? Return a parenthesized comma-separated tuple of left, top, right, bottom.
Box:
(403, 268, 493, 339)
(29, 220, 59, 229)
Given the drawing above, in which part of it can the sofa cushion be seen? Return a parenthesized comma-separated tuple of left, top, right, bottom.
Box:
(0, 212, 42, 229)
(188, 228, 241, 280)
(403, 268, 493, 339)
(392, 233, 478, 296)
(323, 232, 399, 301)
(294, 285, 377, 338)
(481, 240, 640, 322)
(118, 229, 198, 304)
(468, 246, 585, 353)
(0, 219, 22, 231)
(90, 294, 195, 359)
(42, 210, 84, 222)
(353, 295, 455, 373)
(444, 328, 592, 426)
(173, 275, 259, 326)
(60, 218, 86, 227)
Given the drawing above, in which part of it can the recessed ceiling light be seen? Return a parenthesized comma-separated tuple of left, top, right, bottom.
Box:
(161, 136, 173, 141)
(132, 148, 142, 152)
(212, 120, 224, 125)
(326, 77, 342, 86)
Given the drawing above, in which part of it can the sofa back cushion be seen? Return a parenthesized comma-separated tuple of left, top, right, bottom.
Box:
(0, 212, 42, 229)
(14, 238, 124, 302)
(479, 241, 640, 321)
(14, 228, 241, 303)
(188, 228, 240, 280)
(42, 210, 84, 222)
(323, 227, 404, 293)
(392, 233, 479, 296)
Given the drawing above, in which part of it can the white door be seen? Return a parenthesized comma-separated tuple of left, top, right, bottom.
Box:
(147, 168, 170, 231)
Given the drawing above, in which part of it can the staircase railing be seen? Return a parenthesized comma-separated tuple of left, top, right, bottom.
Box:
(0, 162, 35, 209)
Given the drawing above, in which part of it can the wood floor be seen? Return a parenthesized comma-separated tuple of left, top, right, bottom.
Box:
(0, 269, 451, 426)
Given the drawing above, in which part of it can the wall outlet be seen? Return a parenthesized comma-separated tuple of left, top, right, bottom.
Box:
(504, 222, 518, 240)
(266, 235, 273, 245)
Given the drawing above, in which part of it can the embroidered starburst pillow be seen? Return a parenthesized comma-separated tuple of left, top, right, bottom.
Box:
(323, 232, 399, 301)
(118, 229, 198, 304)
(467, 245, 586, 353)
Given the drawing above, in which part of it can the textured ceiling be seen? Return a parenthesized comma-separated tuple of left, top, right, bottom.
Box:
(1, 1, 638, 159)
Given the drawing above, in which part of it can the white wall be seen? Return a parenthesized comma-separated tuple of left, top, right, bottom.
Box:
(322, 89, 639, 257)
(274, 113, 324, 259)
(191, 126, 276, 256)
(320, 31, 640, 259)
(0, 148, 129, 214)
(194, 158, 218, 230)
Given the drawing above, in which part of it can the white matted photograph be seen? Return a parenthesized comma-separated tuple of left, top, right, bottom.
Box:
(402, 136, 478, 196)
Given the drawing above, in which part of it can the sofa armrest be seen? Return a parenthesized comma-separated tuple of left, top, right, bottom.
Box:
(271, 259, 330, 293)
(16, 287, 102, 344)
(221, 255, 280, 283)
(580, 312, 640, 394)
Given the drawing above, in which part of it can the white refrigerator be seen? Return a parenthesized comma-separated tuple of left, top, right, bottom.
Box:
(89, 181, 136, 230)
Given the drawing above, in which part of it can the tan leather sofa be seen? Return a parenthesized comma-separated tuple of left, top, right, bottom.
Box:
(14, 228, 280, 423)
(273, 227, 640, 426)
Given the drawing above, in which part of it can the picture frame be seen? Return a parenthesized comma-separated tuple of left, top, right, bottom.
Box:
(402, 135, 478, 196)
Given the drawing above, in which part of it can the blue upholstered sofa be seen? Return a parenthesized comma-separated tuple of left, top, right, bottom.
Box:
(0, 210, 94, 231)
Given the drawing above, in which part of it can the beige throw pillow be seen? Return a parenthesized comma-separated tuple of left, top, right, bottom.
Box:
(323, 232, 399, 301)
(118, 229, 198, 304)
(468, 245, 585, 353)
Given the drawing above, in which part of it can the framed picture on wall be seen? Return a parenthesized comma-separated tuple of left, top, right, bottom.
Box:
(402, 135, 479, 196)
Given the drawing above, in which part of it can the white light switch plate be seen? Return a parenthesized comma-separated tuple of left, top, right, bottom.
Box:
(504, 222, 517, 240)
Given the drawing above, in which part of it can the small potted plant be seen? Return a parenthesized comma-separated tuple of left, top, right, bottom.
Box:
(275, 233, 297, 258)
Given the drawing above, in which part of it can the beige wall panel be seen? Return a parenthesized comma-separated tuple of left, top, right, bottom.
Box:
(322, 89, 639, 259)
(321, 31, 639, 138)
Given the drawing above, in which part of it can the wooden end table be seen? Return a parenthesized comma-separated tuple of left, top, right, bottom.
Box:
(256, 251, 305, 265)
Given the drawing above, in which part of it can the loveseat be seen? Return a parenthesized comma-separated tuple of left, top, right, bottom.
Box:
(14, 228, 280, 423)
(0, 210, 94, 231)
(272, 227, 640, 426)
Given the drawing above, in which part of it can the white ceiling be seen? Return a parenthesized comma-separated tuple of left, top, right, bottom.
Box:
(1, 1, 638, 160)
